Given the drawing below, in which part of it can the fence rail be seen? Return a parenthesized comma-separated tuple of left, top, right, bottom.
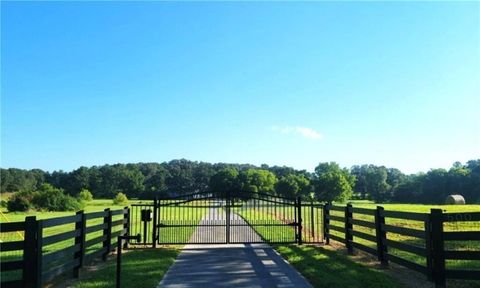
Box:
(323, 204, 480, 287)
(0, 208, 129, 288)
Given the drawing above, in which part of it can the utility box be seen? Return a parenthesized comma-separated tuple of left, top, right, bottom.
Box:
(141, 209, 152, 222)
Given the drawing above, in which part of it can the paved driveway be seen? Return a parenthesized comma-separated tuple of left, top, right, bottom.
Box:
(158, 209, 311, 288)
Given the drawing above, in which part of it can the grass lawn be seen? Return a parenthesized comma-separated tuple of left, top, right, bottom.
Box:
(72, 247, 180, 288)
(275, 244, 403, 288)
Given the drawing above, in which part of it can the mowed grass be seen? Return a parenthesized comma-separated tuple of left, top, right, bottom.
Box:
(239, 202, 480, 287)
(238, 206, 403, 287)
(275, 244, 403, 288)
(73, 247, 180, 288)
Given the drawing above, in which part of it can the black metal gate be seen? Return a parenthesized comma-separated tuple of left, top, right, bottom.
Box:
(130, 191, 323, 245)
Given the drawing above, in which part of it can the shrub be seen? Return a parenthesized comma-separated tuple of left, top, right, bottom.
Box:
(32, 184, 84, 211)
(7, 184, 84, 212)
(113, 192, 128, 205)
(78, 189, 93, 202)
(7, 191, 34, 212)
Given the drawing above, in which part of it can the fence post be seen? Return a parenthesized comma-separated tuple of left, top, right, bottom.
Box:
(73, 210, 86, 278)
(430, 209, 446, 288)
(345, 203, 353, 254)
(375, 206, 388, 266)
(102, 208, 112, 261)
(123, 207, 130, 249)
(297, 196, 302, 245)
(323, 203, 330, 244)
(425, 215, 433, 281)
(152, 197, 158, 248)
(24, 216, 41, 288)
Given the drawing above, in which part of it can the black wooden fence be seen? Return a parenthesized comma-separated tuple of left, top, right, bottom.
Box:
(0, 207, 129, 288)
(324, 204, 480, 287)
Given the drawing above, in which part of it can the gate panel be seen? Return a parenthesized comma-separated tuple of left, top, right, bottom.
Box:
(232, 193, 297, 243)
(130, 202, 155, 245)
(301, 202, 324, 243)
(157, 192, 225, 244)
(129, 191, 323, 245)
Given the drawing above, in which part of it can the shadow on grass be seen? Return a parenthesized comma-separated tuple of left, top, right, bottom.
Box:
(74, 248, 179, 288)
(274, 244, 404, 288)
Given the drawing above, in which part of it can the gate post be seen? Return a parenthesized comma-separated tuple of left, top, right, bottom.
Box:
(297, 196, 302, 245)
(153, 197, 158, 248)
(123, 207, 130, 249)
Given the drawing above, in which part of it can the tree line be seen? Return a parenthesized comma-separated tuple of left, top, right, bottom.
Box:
(1, 159, 479, 204)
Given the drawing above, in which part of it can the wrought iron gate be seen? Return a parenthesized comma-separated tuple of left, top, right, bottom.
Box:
(130, 191, 324, 245)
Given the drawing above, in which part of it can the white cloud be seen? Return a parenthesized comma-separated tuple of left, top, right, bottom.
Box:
(271, 126, 323, 140)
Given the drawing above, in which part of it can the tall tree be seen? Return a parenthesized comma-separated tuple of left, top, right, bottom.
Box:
(314, 162, 354, 202)
(209, 168, 240, 197)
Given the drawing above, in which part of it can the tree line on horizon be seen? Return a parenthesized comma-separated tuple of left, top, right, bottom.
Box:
(1, 159, 479, 204)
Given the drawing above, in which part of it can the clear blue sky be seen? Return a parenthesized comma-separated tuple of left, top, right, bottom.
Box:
(1, 2, 479, 174)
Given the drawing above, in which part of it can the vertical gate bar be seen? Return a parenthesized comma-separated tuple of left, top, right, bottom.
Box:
(281, 200, 284, 242)
(310, 199, 315, 242)
(153, 197, 158, 248)
(297, 196, 302, 245)
(158, 202, 162, 244)
(293, 199, 296, 242)
(226, 191, 230, 244)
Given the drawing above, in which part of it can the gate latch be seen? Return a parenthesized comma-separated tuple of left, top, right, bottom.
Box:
(287, 222, 297, 226)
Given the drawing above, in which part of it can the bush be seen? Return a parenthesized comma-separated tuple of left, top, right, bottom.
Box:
(113, 192, 128, 205)
(78, 189, 93, 202)
(32, 184, 84, 211)
(7, 191, 34, 212)
(7, 184, 84, 212)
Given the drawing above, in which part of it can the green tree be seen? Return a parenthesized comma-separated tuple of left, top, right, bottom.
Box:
(365, 166, 390, 202)
(314, 162, 354, 202)
(239, 169, 277, 194)
(209, 168, 240, 197)
(275, 174, 311, 198)
(78, 189, 93, 202)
